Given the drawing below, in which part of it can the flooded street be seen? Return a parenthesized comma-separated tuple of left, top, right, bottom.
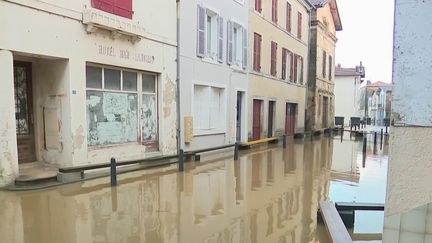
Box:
(0, 134, 388, 243)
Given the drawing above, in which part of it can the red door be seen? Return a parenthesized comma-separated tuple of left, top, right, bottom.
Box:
(285, 103, 296, 136)
(322, 96, 329, 128)
(252, 100, 262, 140)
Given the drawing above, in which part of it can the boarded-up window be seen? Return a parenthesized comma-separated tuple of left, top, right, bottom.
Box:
(91, 0, 133, 19)
(253, 33, 262, 72)
(271, 41, 277, 76)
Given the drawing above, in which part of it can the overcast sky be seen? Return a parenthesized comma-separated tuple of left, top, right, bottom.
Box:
(335, 0, 394, 83)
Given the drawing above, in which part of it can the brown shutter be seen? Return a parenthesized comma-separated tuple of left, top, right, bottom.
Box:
(257, 34, 262, 71)
(259, 0, 263, 12)
(297, 12, 302, 39)
(286, 3, 291, 33)
(282, 48, 287, 80)
(271, 41, 277, 76)
(255, 0, 262, 13)
(217, 16, 224, 63)
(272, 0, 278, 23)
(197, 5, 206, 57)
(293, 54, 298, 83)
(227, 20, 233, 65)
(300, 56, 304, 84)
(289, 52, 294, 81)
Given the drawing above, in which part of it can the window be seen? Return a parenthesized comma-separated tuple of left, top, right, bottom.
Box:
(322, 50, 327, 78)
(329, 55, 333, 80)
(272, 0, 278, 23)
(228, 21, 247, 68)
(86, 65, 158, 147)
(286, 2, 292, 33)
(91, 0, 133, 19)
(296, 55, 304, 84)
(253, 33, 262, 72)
(193, 85, 226, 132)
(271, 41, 278, 76)
(255, 0, 262, 13)
(282, 48, 292, 81)
(297, 12, 302, 39)
(197, 5, 223, 62)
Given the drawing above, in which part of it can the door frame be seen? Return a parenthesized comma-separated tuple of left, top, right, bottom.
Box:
(235, 90, 247, 143)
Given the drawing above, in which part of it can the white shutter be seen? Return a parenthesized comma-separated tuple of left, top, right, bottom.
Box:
(227, 20, 233, 65)
(242, 28, 247, 69)
(197, 5, 206, 57)
(217, 16, 224, 63)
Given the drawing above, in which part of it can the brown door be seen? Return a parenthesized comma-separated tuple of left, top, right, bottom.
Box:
(322, 96, 329, 128)
(267, 101, 275, 137)
(285, 103, 296, 136)
(252, 99, 262, 140)
(14, 62, 36, 164)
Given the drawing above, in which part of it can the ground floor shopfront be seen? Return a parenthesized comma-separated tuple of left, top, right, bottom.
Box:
(0, 3, 177, 186)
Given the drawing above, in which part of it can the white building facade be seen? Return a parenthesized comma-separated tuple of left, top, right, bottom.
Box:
(179, 0, 249, 150)
(0, 0, 178, 186)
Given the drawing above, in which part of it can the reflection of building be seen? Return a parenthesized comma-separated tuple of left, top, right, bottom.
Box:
(306, 0, 343, 133)
(0, 0, 178, 185)
(383, 1, 432, 242)
(366, 82, 393, 126)
(334, 63, 365, 126)
(248, 0, 313, 140)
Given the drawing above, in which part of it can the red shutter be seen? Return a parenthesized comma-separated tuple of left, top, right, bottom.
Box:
(92, 0, 115, 14)
(293, 54, 298, 83)
(286, 3, 291, 33)
(297, 12, 302, 39)
(282, 48, 287, 80)
(271, 41, 277, 76)
(197, 5, 206, 57)
(114, 0, 133, 19)
(272, 0, 278, 23)
(289, 52, 294, 81)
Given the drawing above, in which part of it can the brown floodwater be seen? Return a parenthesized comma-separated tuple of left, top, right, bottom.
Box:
(0, 134, 389, 243)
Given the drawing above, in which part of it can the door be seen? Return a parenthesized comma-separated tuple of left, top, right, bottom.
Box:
(285, 103, 296, 136)
(14, 62, 36, 164)
(236, 92, 243, 142)
(322, 96, 329, 128)
(252, 99, 262, 140)
(268, 101, 275, 137)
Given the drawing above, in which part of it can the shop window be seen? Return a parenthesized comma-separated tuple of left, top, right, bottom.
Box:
(86, 65, 158, 147)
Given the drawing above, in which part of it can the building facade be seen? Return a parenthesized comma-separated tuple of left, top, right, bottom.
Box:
(249, 0, 312, 141)
(334, 63, 365, 126)
(366, 81, 393, 126)
(305, 0, 342, 133)
(0, 0, 178, 186)
(179, 0, 249, 150)
(383, 1, 432, 242)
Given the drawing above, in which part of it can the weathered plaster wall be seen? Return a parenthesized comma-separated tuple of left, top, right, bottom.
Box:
(0, 50, 19, 186)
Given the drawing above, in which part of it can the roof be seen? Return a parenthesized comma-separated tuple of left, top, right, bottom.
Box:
(310, 0, 342, 31)
(335, 67, 360, 76)
(367, 81, 393, 88)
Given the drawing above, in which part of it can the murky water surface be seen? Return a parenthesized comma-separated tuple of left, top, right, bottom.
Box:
(0, 134, 388, 243)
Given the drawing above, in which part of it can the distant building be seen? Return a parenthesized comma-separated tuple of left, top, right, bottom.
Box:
(306, 0, 343, 133)
(334, 63, 365, 126)
(366, 81, 393, 126)
(248, 0, 313, 140)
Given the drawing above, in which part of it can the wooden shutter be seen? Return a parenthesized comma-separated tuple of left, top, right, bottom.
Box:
(258, 35, 262, 71)
(242, 28, 248, 69)
(255, 0, 262, 13)
(253, 33, 261, 72)
(297, 12, 302, 39)
(299, 56, 304, 84)
(227, 21, 233, 65)
(197, 5, 206, 57)
(329, 55, 333, 80)
(114, 0, 133, 19)
(293, 54, 298, 83)
(322, 50, 327, 78)
(286, 3, 291, 32)
(271, 41, 277, 76)
(91, 0, 115, 15)
(289, 52, 294, 81)
(282, 48, 287, 80)
(272, 0, 278, 23)
(218, 16, 224, 63)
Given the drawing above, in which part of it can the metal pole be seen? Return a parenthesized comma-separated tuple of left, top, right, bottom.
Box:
(380, 129, 384, 150)
(385, 125, 388, 134)
(283, 135, 287, 148)
(374, 132, 377, 147)
(234, 143, 239, 160)
(179, 149, 184, 172)
(110, 157, 117, 187)
(363, 136, 367, 155)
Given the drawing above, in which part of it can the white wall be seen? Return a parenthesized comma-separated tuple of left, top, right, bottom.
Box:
(334, 75, 362, 125)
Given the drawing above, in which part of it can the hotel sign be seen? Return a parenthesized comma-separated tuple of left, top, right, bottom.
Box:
(98, 45, 155, 64)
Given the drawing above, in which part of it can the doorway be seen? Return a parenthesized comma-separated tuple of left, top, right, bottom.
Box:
(268, 101, 275, 137)
(322, 96, 329, 128)
(236, 91, 244, 142)
(252, 99, 262, 140)
(285, 103, 297, 136)
(14, 61, 36, 164)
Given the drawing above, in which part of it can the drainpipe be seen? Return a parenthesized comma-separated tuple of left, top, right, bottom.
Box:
(305, 2, 314, 134)
(176, 0, 182, 155)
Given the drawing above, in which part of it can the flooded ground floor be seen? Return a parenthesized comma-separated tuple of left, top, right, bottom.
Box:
(0, 133, 389, 243)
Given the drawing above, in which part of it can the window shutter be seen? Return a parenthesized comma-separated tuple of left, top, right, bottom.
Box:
(297, 12, 302, 39)
(272, 0, 278, 23)
(322, 50, 327, 78)
(329, 55, 333, 80)
(282, 48, 287, 80)
(289, 52, 294, 81)
(259, 0, 263, 12)
(218, 16, 224, 63)
(270, 41, 277, 76)
(299, 56, 304, 84)
(293, 54, 298, 83)
(197, 5, 206, 57)
(227, 20, 233, 65)
(114, 0, 133, 19)
(92, 0, 115, 15)
(242, 28, 248, 69)
(253, 34, 257, 71)
(286, 3, 291, 33)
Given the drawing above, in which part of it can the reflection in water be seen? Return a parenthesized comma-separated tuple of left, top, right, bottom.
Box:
(0, 136, 388, 243)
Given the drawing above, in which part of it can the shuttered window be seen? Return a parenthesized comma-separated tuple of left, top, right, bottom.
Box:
(253, 33, 262, 72)
(282, 48, 287, 80)
(286, 2, 291, 33)
(197, 5, 206, 57)
(322, 50, 327, 78)
(255, 0, 262, 13)
(270, 41, 277, 76)
(297, 12, 302, 39)
(290, 52, 295, 82)
(91, 0, 133, 19)
(293, 54, 298, 83)
(272, 0, 278, 23)
(329, 55, 333, 80)
(218, 16, 224, 63)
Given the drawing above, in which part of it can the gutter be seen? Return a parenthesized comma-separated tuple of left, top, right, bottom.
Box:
(175, 0, 182, 156)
